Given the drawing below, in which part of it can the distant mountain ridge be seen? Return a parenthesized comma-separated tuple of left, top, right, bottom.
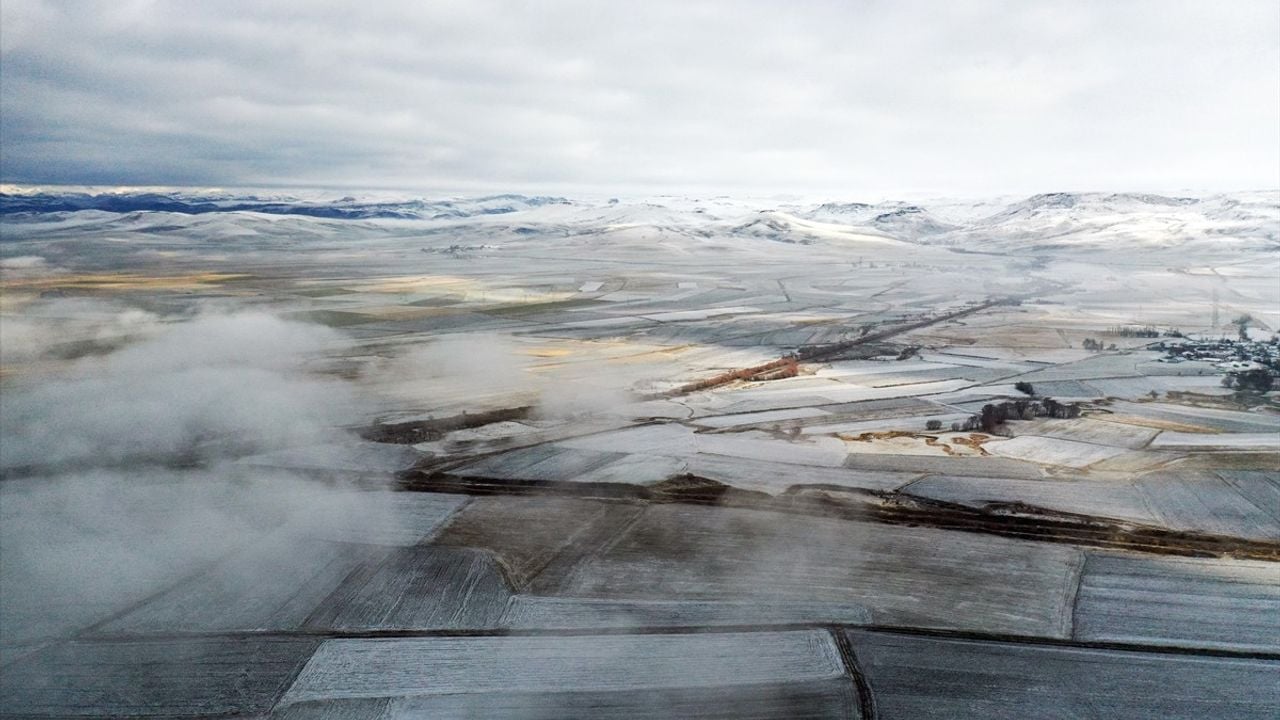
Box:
(802, 191, 1277, 250)
(0, 191, 571, 220)
(1, 188, 1275, 252)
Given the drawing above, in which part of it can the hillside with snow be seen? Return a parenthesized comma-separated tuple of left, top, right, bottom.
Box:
(3, 188, 1275, 255)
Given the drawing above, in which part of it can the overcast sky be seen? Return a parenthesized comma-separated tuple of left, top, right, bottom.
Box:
(2, 0, 1277, 196)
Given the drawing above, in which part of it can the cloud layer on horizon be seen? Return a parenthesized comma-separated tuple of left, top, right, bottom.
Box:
(1, 0, 1277, 195)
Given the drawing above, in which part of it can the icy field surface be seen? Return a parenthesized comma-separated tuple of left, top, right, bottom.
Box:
(2, 189, 1278, 717)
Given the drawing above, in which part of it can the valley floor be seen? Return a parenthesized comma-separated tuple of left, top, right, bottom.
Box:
(2, 197, 1277, 718)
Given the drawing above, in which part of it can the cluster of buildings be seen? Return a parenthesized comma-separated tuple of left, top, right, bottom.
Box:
(1154, 337, 1280, 372)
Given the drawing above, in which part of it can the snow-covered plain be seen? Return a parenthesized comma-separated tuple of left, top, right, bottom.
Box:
(2, 188, 1278, 718)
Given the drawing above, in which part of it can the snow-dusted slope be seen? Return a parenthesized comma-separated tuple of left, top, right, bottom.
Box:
(2, 187, 1276, 254)
(802, 202, 958, 239)
(729, 211, 909, 247)
(802, 191, 1280, 252)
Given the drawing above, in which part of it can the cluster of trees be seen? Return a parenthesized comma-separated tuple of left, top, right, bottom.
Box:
(939, 398, 1080, 435)
(1088, 327, 1182, 343)
(1081, 338, 1118, 351)
(1104, 325, 1160, 338)
(1222, 369, 1275, 393)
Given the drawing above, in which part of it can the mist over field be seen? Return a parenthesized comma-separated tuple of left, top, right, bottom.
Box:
(0, 311, 389, 653)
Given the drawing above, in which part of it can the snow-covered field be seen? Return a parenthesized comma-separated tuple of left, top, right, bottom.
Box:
(2, 188, 1278, 717)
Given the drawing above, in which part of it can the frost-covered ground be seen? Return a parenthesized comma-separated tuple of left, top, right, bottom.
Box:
(1, 189, 1278, 718)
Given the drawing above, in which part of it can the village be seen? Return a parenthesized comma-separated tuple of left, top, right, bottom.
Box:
(1155, 334, 1280, 371)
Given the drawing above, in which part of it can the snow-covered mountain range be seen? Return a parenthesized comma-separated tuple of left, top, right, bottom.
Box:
(2, 188, 1276, 253)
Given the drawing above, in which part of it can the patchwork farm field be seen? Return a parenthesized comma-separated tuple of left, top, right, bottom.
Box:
(2, 191, 1277, 717)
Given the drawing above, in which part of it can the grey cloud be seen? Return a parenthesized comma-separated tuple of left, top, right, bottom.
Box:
(1, 0, 1277, 194)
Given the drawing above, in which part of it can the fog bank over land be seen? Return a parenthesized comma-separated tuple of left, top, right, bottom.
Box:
(0, 298, 665, 654)
(1, 312, 359, 469)
(0, 311, 392, 651)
